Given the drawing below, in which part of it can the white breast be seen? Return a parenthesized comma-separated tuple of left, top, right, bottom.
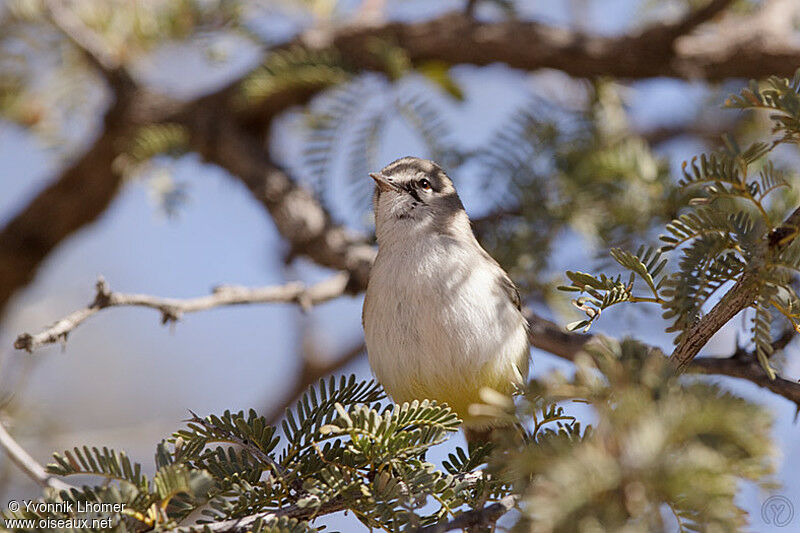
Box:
(363, 231, 529, 425)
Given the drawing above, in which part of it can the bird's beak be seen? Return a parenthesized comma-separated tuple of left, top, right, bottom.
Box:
(370, 172, 399, 193)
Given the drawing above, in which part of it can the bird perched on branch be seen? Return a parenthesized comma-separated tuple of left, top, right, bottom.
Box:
(362, 156, 530, 443)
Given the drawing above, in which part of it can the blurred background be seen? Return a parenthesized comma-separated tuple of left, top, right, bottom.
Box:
(1, 0, 799, 530)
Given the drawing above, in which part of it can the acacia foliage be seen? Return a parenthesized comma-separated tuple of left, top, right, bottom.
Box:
(4, 351, 776, 533)
(561, 72, 800, 379)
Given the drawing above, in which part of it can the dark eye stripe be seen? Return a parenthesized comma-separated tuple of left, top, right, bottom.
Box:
(405, 185, 422, 203)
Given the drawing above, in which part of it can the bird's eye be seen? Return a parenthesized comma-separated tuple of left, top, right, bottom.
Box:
(418, 179, 432, 190)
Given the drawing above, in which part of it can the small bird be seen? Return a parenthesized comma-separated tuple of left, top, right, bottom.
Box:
(362, 157, 530, 443)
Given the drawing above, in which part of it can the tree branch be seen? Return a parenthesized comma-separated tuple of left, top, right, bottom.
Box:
(174, 472, 491, 532)
(412, 495, 517, 533)
(15, 275, 800, 406)
(663, 0, 734, 41)
(690, 357, 800, 403)
(180, 111, 376, 290)
(44, 0, 126, 82)
(526, 310, 800, 405)
(0, 418, 73, 492)
(14, 273, 350, 352)
(670, 205, 800, 372)
(0, 92, 136, 315)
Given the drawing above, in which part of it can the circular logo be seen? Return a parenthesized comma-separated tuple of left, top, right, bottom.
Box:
(762, 495, 794, 527)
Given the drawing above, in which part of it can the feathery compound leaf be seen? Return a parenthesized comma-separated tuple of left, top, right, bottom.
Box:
(609, 246, 666, 297)
(47, 446, 149, 491)
(773, 241, 800, 273)
(200, 477, 279, 523)
(347, 108, 386, 215)
(394, 90, 457, 167)
(302, 78, 375, 189)
(661, 209, 738, 251)
(153, 463, 214, 504)
(113, 123, 189, 176)
(353, 461, 457, 530)
(282, 375, 385, 452)
(679, 153, 742, 189)
(195, 445, 263, 485)
(174, 409, 281, 477)
(244, 515, 319, 533)
(752, 293, 778, 380)
(755, 161, 790, 201)
(725, 70, 800, 142)
(443, 446, 492, 475)
(321, 400, 460, 465)
(660, 234, 745, 344)
(661, 209, 757, 256)
(561, 247, 668, 331)
(241, 46, 349, 105)
(560, 272, 632, 331)
(475, 99, 576, 202)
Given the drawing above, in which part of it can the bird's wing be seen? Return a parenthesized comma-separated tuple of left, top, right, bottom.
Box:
(476, 244, 523, 311)
(499, 272, 522, 311)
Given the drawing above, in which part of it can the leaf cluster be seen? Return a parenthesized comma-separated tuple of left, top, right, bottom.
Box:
(6, 361, 779, 533)
(3, 376, 511, 532)
(504, 338, 776, 533)
(474, 82, 676, 294)
(560, 70, 800, 378)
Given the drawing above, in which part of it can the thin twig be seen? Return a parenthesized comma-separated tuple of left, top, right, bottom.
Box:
(412, 495, 518, 533)
(171, 472, 489, 532)
(0, 419, 73, 492)
(14, 273, 350, 352)
(186, 411, 288, 481)
(13, 276, 800, 406)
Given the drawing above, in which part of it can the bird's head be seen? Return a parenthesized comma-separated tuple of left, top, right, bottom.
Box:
(370, 156, 469, 244)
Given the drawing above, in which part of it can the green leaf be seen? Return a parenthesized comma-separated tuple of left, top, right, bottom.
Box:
(417, 60, 465, 101)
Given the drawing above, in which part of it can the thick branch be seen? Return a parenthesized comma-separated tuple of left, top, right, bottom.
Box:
(664, 0, 733, 39)
(0, 419, 73, 492)
(0, 92, 136, 315)
(236, 0, 798, 127)
(181, 111, 376, 290)
(14, 274, 350, 352)
(669, 273, 759, 372)
(326, 6, 769, 80)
